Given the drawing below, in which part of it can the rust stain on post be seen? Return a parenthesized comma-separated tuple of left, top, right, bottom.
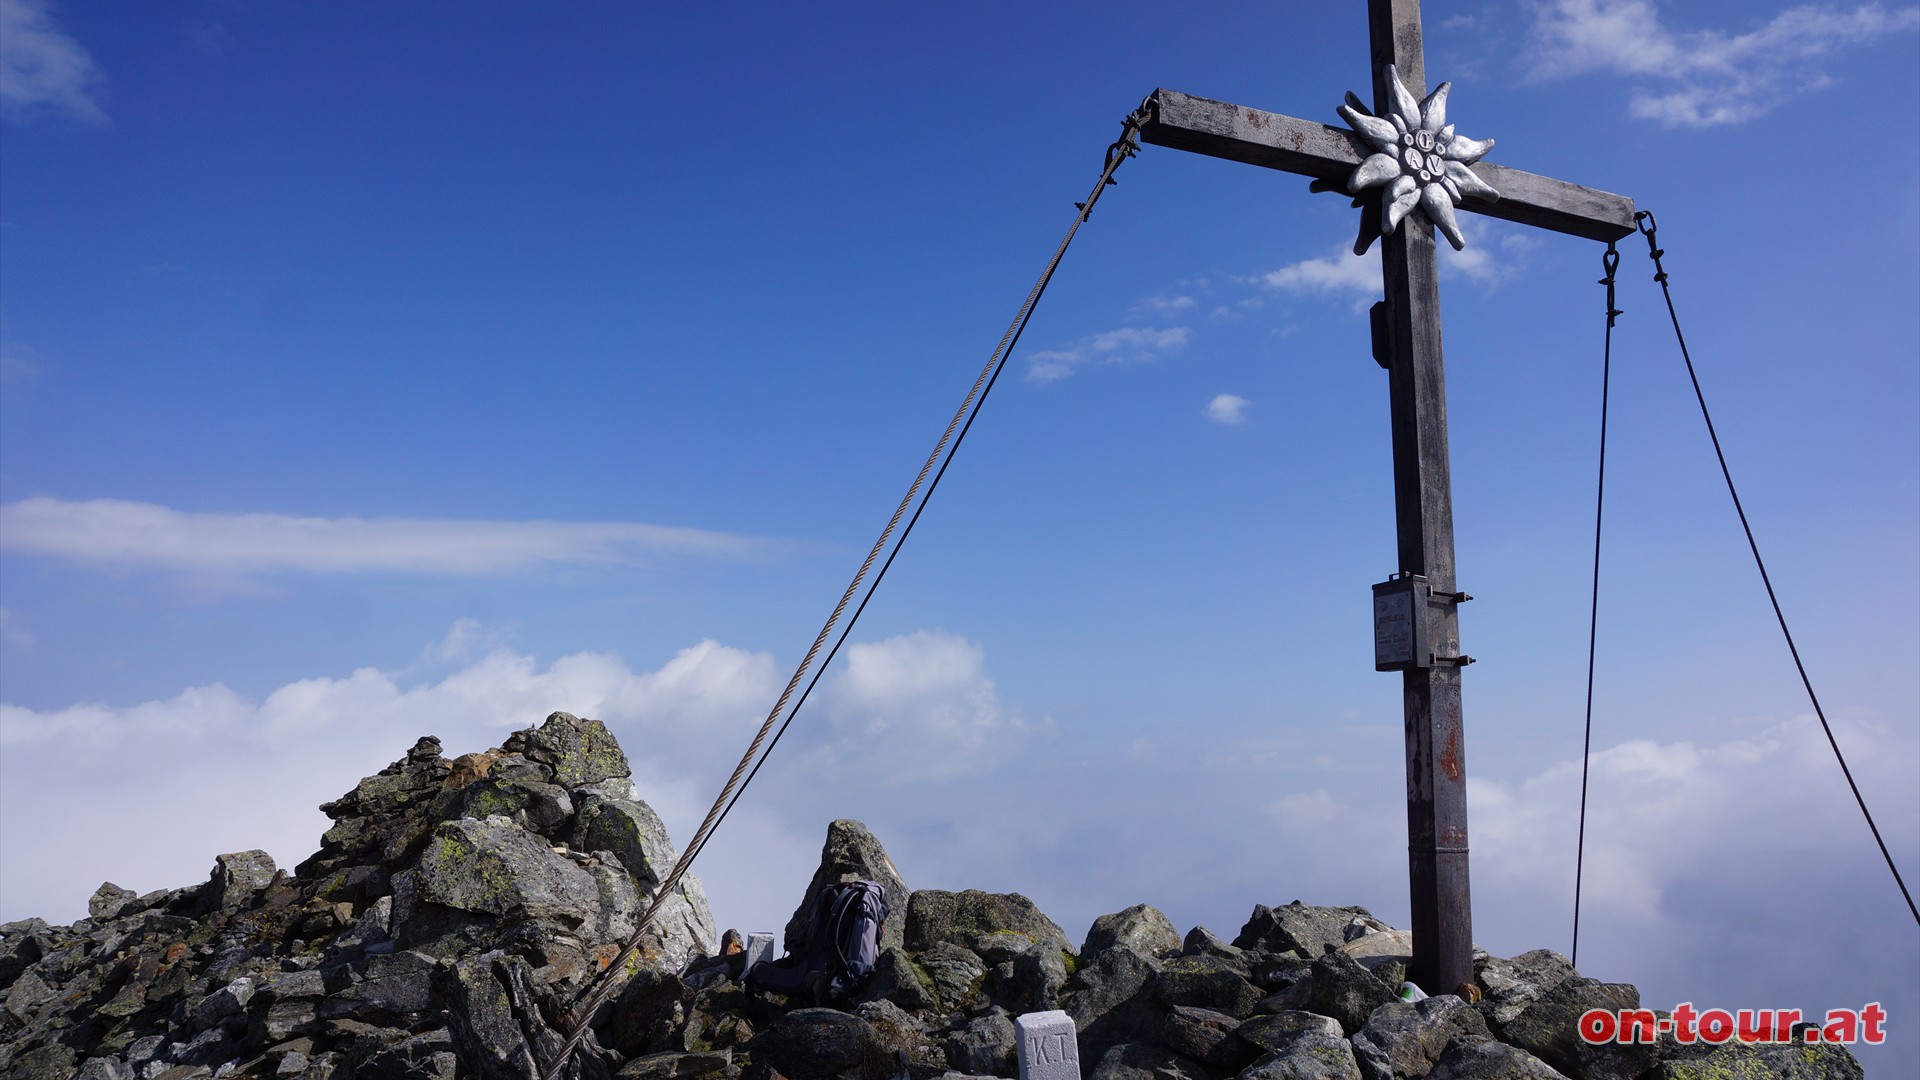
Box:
(1439, 724, 1463, 783)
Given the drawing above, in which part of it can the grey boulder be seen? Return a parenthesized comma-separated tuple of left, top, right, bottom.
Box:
(940, 1009, 1016, 1076)
(1499, 977, 1657, 1080)
(781, 820, 911, 955)
(1062, 944, 1165, 1068)
(1426, 1037, 1569, 1080)
(1349, 995, 1491, 1080)
(415, 816, 601, 922)
(1082, 905, 1182, 960)
(1087, 1042, 1209, 1080)
(522, 711, 631, 789)
(203, 850, 277, 912)
(906, 889, 1074, 962)
(1305, 952, 1398, 1036)
(1155, 955, 1262, 1017)
(1234, 903, 1381, 961)
(1241, 1034, 1365, 1080)
(747, 1007, 886, 1079)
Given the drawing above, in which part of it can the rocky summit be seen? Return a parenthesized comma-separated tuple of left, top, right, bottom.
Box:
(0, 715, 1861, 1080)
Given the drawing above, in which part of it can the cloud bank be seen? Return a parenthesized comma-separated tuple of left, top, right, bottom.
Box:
(0, 625, 1022, 933)
(1526, 0, 1920, 126)
(1259, 249, 1381, 297)
(0, 0, 107, 126)
(0, 497, 769, 575)
(1023, 327, 1192, 382)
(2, 630, 1911, 1064)
(1257, 222, 1529, 304)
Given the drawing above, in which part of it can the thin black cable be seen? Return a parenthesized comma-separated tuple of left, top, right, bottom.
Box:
(675, 122, 1122, 878)
(1635, 210, 1917, 926)
(1573, 243, 1622, 969)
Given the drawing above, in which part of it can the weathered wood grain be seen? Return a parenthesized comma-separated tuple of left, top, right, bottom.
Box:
(1373, 0, 1476, 1003)
(1142, 89, 1636, 242)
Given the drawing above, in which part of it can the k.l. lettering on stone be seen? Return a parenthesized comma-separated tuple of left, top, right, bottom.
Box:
(1015, 1010, 1080, 1080)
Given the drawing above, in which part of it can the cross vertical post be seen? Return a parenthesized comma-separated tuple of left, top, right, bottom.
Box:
(1369, 0, 1473, 995)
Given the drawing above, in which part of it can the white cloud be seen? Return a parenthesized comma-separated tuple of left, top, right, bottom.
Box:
(1260, 220, 1525, 304)
(816, 629, 1023, 782)
(0, 0, 107, 126)
(0, 608, 33, 651)
(0, 497, 770, 576)
(1526, 0, 1920, 127)
(0, 636, 776, 754)
(1023, 327, 1192, 382)
(1269, 788, 1341, 829)
(0, 624, 1033, 929)
(1259, 248, 1379, 297)
(0, 682, 255, 745)
(416, 617, 510, 667)
(1445, 225, 1538, 288)
(1468, 714, 1919, 937)
(1137, 294, 1197, 313)
(1205, 393, 1252, 426)
(0, 630, 780, 920)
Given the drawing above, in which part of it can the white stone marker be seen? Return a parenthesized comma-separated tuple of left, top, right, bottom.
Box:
(1015, 1010, 1080, 1080)
(743, 932, 775, 975)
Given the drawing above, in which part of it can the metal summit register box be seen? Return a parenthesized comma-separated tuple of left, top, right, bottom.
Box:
(1372, 573, 1431, 671)
(1372, 573, 1474, 671)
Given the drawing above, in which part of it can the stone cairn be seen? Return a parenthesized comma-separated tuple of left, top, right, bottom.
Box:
(0, 715, 1860, 1080)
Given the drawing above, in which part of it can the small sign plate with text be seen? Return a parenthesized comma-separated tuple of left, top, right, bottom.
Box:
(1373, 575, 1431, 671)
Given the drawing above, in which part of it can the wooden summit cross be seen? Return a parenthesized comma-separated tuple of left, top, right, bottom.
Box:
(1140, 0, 1635, 993)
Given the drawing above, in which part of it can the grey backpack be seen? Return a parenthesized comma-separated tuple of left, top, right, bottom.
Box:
(746, 880, 889, 1005)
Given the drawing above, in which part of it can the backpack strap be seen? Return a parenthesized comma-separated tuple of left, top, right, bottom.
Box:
(827, 882, 861, 969)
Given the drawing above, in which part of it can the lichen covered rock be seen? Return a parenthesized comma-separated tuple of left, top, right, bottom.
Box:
(782, 820, 911, 956)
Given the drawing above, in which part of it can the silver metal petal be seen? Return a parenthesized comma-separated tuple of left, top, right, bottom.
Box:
(1444, 159, 1501, 202)
(1421, 82, 1450, 133)
(1342, 65, 1499, 252)
(1350, 153, 1403, 192)
(1422, 183, 1466, 250)
(1384, 64, 1423, 129)
(1338, 106, 1400, 150)
(1383, 175, 1419, 235)
(1444, 134, 1495, 164)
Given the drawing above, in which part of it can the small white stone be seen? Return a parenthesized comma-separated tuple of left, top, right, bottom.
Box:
(743, 932, 775, 973)
(1015, 1010, 1080, 1080)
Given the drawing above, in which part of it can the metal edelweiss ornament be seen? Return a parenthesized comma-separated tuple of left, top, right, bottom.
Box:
(1338, 64, 1499, 251)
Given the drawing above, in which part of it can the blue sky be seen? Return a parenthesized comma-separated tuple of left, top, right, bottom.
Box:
(3, 0, 1917, 1069)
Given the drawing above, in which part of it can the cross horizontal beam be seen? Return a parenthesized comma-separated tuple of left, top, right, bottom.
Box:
(1143, 89, 1636, 243)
